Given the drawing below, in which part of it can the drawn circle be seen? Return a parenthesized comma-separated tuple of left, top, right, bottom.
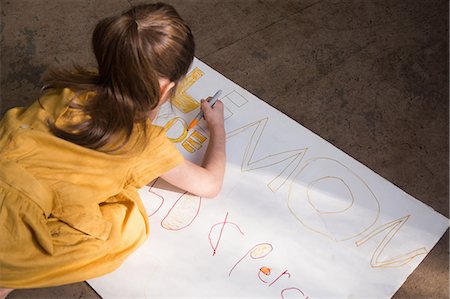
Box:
(288, 158, 380, 242)
(281, 287, 305, 298)
(146, 190, 164, 217)
(307, 176, 354, 214)
(164, 117, 188, 143)
(250, 243, 273, 259)
(161, 192, 201, 231)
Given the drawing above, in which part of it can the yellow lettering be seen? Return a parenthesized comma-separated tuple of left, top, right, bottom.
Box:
(172, 68, 204, 113)
(164, 117, 188, 143)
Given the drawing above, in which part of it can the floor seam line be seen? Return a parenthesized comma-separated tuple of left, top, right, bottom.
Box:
(200, 0, 324, 60)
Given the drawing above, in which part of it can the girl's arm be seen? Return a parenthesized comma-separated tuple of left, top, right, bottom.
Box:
(160, 99, 226, 198)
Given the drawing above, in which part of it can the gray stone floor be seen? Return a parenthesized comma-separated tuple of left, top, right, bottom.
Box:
(1, 0, 448, 298)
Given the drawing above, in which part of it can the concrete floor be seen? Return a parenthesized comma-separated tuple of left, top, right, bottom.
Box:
(1, 0, 448, 298)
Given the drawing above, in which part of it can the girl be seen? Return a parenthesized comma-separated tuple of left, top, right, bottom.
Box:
(0, 2, 225, 297)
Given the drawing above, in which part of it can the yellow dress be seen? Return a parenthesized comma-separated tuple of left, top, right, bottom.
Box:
(0, 88, 184, 288)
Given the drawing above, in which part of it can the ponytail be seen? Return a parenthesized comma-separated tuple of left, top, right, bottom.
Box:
(44, 2, 195, 151)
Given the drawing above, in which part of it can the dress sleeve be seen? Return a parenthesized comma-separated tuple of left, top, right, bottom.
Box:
(128, 125, 184, 187)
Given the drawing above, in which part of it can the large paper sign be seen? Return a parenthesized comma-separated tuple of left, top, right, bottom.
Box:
(88, 58, 449, 298)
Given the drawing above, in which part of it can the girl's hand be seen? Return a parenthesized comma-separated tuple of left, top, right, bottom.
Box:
(201, 98, 224, 131)
(160, 96, 226, 198)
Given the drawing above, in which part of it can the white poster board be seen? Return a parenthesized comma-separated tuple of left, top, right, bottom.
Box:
(88, 58, 449, 299)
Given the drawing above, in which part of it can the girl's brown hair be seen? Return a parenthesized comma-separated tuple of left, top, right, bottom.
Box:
(43, 2, 195, 151)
